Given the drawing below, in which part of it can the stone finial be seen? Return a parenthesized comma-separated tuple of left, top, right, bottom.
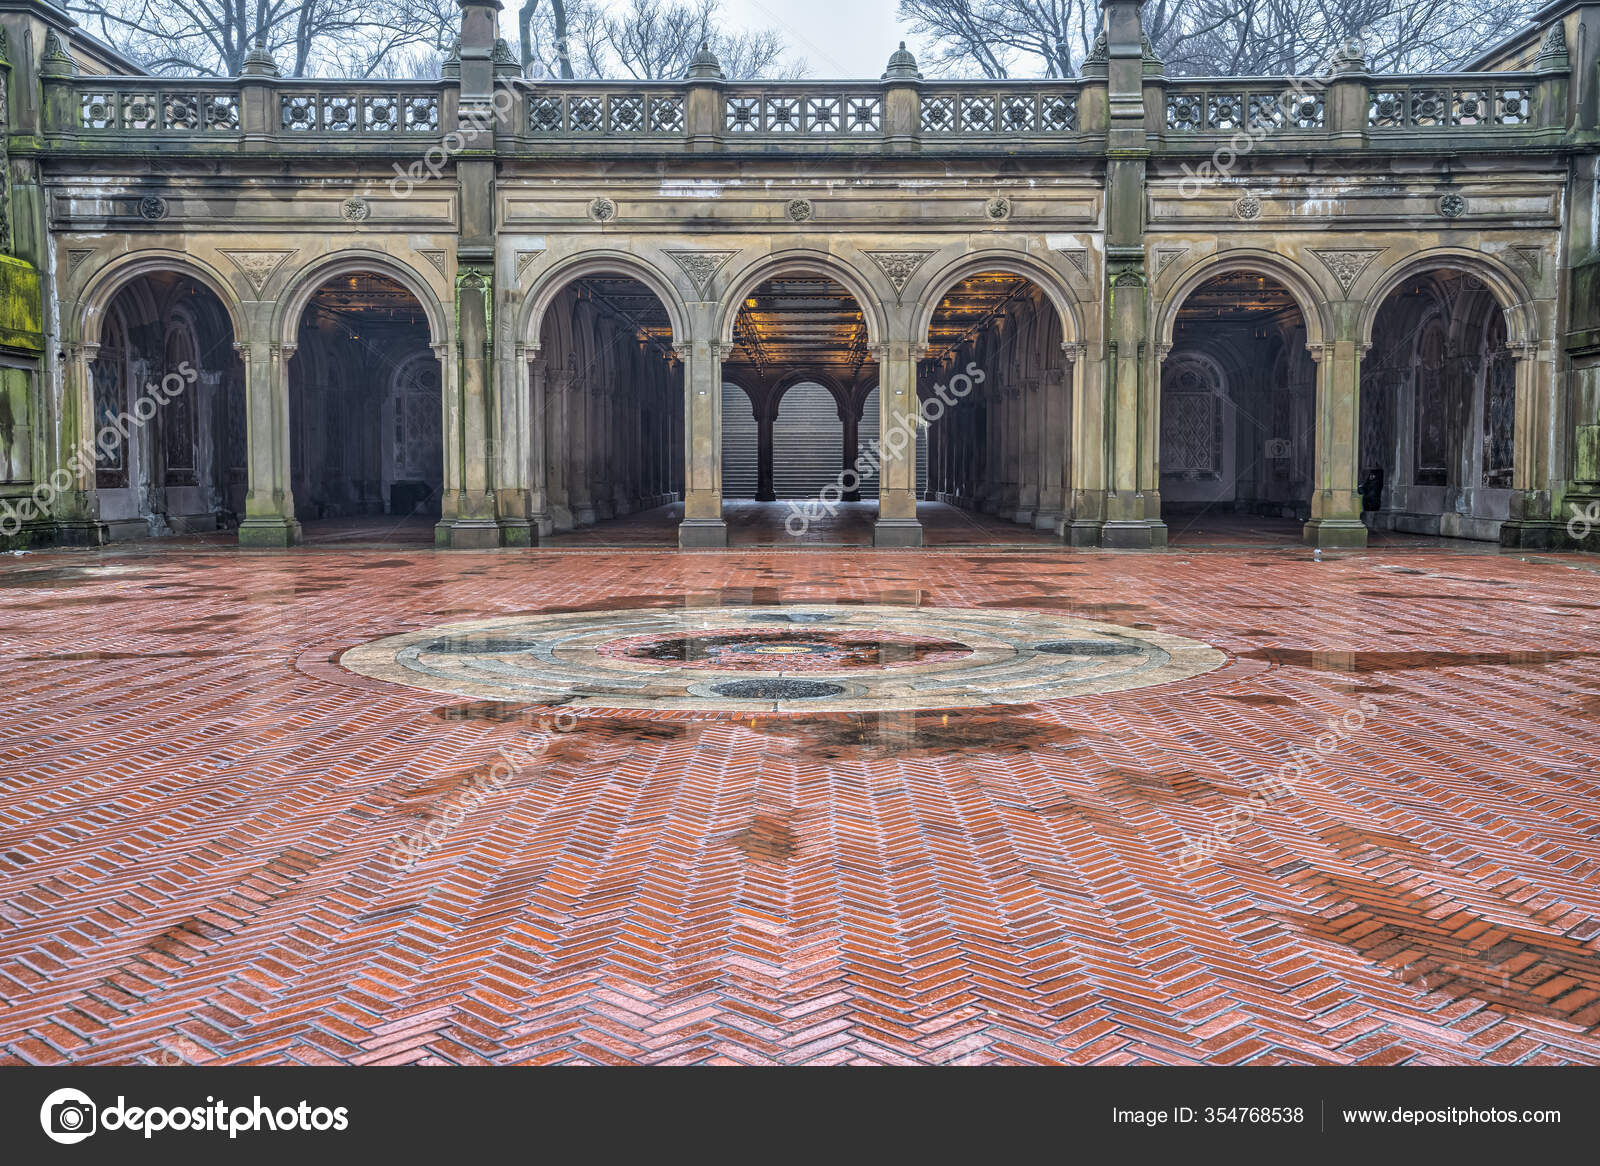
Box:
(241, 35, 279, 77)
(1535, 21, 1569, 69)
(882, 41, 921, 82)
(492, 37, 520, 77)
(685, 40, 724, 81)
(441, 38, 461, 81)
(1079, 31, 1108, 79)
(40, 27, 75, 77)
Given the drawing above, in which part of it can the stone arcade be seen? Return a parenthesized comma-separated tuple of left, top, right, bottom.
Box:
(0, 0, 1596, 552)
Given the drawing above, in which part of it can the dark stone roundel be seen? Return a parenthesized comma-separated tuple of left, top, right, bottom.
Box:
(709, 679, 847, 700)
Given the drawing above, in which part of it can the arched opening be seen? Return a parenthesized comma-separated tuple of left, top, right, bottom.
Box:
(923, 271, 1066, 536)
(1163, 271, 1315, 540)
(288, 272, 441, 534)
(88, 272, 246, 539)
(718, 275, 878, 541)
(1362, 271, 1515, 540)
(772, 381, 847, 499)
(536, 274, 682, 540)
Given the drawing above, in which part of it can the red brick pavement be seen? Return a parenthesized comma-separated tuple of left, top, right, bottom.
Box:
(1, 542, 1598, 1065)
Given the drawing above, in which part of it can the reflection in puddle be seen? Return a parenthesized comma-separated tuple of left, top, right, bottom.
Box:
(1245, 647, 1587, 672)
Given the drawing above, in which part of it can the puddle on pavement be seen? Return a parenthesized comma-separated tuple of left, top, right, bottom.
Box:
(18, 649, 229, 661)
(749, 707, 1069, 759)
(1244, 647, 1588, 673)
(1216, 692, 1297, 706)
(725, 814, 798, 863)
(1288, 871, 1600, 1028)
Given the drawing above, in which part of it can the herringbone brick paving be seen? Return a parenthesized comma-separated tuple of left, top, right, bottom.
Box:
(1, 543, 1598, 1064)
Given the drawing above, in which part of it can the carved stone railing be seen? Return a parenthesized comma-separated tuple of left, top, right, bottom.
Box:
(522, 84, 684, 135)
(1364, 76, 1536, 129)
(1159, 70, 1553, 140)
(76, 80, 243, 132)
(41, 65, 1567, 157)
(918, 84, 1079, 135)
(720, 85, 886, 135)
(56, 76, 445, 141)
(1162, 81, 1326, 133)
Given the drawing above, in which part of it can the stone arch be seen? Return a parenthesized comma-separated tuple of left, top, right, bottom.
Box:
(1156, 250, 1330, 352)
(1359, 247, 1537, 350)
(772, 369, 852, 418)
(911, 249, 1083, 348)
(75, 251, 246, 350)
(717, 249, 886, 347)
(274, 249, 449, 350)
(522, 250, 689, 350)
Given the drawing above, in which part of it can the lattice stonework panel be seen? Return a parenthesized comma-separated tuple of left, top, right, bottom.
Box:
(648, 96, 683, 132)
(280, 95, 316, 131)
(321, 95, 358, 132)
(81, 92, 115, 129)
(528, 95, 564, 133)
(1483, 350, 1516, 488)
(1161, 392, 1222, 477)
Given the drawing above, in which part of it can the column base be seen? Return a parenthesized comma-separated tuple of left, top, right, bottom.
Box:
(1499, 519, 1569, 550)
(237, 516, 302, 548)
(499, 520, 534, 548)
(678, 518, 728, 548)
(46, 519, 111, 547)
(755, 489, 777, 502)
(532, 513, 556, 539)
(434, 519, 501, 549)
(1033, 510, 1064, 532)
(872, 518, 923, 547)
(1100, 519, 1167, 549)
(1302, 517, 1368, 549)
(1013, 509, 1035, 526)
(1061, 519, 1101, 546)
(549, 504, 574, 532)
(573, 503, 597, 527)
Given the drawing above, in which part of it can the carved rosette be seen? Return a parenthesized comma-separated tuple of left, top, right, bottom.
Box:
(1234, 193, 1262, 220)
(138, 195, 169, 221)
(1437, 193, 1466, 219)
(588, 197, 617, 223)
(984, 195, 1011, 221)
(785, 198, 814, 223)
(341, 196, 370, 222)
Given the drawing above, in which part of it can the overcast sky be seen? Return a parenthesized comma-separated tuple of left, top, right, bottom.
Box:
(719, 0, 917, 78)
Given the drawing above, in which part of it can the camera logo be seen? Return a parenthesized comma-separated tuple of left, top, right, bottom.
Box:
(41, 1088, 97, 1144)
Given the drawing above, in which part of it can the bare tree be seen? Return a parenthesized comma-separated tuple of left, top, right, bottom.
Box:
(900, 0, 1547, 78)
(520, 0, 803, 79)
(68, 0, 458, 77)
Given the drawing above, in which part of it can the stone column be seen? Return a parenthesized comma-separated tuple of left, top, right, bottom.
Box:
(545, 363, 574, 531)
(755, 402, 776, 501)
(526, 352, 553, 537)
(872, 339, 923, 546)
(436, 267, 499, 547)
(237, 339, 302, 546)
(1100, 267, 1165, 547)
(1036, 363, 1069, 529)
(495, 338, 532, 547)
(841, 401, 862, 501)
(1016, 378, 1041, 523)
(678, 336, 727, 546)
(1303, 310, 1369, 548)
(1501, 338, 1563, 546)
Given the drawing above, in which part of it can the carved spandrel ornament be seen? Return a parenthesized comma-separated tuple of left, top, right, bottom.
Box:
(1308, 249, 1381, 294)
(220, 249, 297, 294)
(864, 250, 935, 301)
(665, 250, 737, 298)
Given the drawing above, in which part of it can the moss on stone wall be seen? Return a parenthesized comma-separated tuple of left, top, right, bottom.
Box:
(0, 253, 43, 353)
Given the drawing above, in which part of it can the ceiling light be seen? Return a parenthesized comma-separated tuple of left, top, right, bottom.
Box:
(746, 298, 759, 308)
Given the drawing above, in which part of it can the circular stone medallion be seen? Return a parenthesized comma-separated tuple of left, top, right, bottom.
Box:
(339, 605, 1227, 711)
